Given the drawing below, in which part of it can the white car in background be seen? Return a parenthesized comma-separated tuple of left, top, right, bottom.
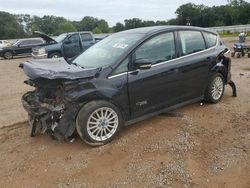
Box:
(0, 40, 11, 49)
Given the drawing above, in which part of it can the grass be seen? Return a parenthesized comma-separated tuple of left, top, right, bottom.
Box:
(219, 31, 250, 37)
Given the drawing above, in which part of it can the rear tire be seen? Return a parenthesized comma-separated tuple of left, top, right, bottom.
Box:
(236, 53, 241, 58)
(76, 100, 123, 146)
(48, 52, 61, 58)
(204, 73, 225, 104)
(3, 51, 13, 59)
(231, 52, 235, 57)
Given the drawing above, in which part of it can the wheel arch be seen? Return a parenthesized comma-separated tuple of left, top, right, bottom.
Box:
(210, 56, 231, 84)
(3, 50, 14, 58)
(48, 50, 62, 58)
(75, 94, 129, 124)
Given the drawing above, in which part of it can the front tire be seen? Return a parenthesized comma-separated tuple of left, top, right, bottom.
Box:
(204, 73, 225, 104)
(3, 51, 13, 59)
(48, 52, 61, 58)
(76, 101, 123, 146)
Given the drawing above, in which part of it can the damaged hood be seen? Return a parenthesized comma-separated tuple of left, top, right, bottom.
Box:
(33, 31, 57, 43)
(20, 58, 99, 80)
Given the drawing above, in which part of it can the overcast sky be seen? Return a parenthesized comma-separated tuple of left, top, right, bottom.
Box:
(1, 0, 230, 26)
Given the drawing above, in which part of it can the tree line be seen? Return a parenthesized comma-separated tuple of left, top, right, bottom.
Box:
(0, 0, 249, 39)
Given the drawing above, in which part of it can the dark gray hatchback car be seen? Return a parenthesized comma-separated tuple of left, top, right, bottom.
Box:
(20, 26, 236, 146)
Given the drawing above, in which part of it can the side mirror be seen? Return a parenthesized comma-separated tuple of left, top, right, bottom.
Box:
(134, 59, 152, 70)
(64, 40, 71, 45)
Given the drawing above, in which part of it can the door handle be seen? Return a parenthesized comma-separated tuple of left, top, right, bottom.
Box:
(167, 68, 179, 74)
(206, 57, 212, 61)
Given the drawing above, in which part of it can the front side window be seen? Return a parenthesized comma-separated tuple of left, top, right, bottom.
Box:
(67, 34, 80, 44)
(134, 32, 176, 65)
(179, 31, 206, 56)
(55, 33, 67, 43)
(203, 32, 218, 48)
(112, 58, 129, 75)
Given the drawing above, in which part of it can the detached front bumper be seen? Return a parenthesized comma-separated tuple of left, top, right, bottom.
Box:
(22, 92, 80, 141)
(32, 53, 48, 59)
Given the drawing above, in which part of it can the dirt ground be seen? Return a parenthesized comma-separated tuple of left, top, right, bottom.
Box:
(0, 38, 249, 188)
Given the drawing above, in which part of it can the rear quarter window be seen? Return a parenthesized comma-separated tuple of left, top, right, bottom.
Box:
(203, 32, 218, 48)
(179, 31, 206, 56)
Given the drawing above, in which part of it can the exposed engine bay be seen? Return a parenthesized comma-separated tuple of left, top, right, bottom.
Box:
(22, 79, 81, 141)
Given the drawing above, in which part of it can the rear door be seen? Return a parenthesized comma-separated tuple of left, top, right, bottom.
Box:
(63, 34, 81, 58)
(128, 32, 183, 118)
(176, 30, 213, 101)
(80, 33, 95, 52)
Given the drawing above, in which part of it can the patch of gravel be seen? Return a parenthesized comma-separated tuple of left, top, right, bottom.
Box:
(151, 160, 193, 188)
(208, 147, 247, 174)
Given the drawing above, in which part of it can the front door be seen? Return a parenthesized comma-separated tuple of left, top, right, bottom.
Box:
(63, 34, 81, 58)
(128, 32, 183, 118)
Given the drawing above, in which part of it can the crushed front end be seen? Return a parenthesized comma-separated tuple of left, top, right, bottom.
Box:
(22, 79, 81, 141)
(20, 58, 99, 141)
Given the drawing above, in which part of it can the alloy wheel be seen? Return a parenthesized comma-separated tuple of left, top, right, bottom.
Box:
(87, 107, 119, 142)
(211, 76, 224, 100)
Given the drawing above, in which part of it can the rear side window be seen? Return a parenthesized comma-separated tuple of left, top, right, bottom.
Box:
(19, 40, 31, 46)
(179, 31, 206, 56)
(30, 39, 43, 45)
(81, 33, 93, 42)
(135, 32, 176, 65)
(203, 32, 218, 48)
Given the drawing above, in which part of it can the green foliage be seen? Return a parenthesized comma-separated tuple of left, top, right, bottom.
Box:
(31, 15, 67, 35)
(174, 0, 250, 27)
(0, 11, 26, 39)
(113, 22, 125, 32)
(54, 22, 77, 35)
(92, 27, 102, 34)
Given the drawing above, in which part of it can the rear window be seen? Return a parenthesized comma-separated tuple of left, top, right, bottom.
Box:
(80, 33, 93, 42)
(179, 31, 206, 56)
(203, 32, 218, 48)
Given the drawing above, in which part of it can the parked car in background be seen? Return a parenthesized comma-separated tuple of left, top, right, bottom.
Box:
(0, 38, 45, 59)
(0, 40, 11, 49)
(20, 26, 236, 146)
(32, 31, 96, 59)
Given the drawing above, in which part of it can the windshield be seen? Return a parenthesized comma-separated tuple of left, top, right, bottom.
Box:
(12, 40, 20, 46)
(55, 33, 68, 42)
(72, 33, 145, 68)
